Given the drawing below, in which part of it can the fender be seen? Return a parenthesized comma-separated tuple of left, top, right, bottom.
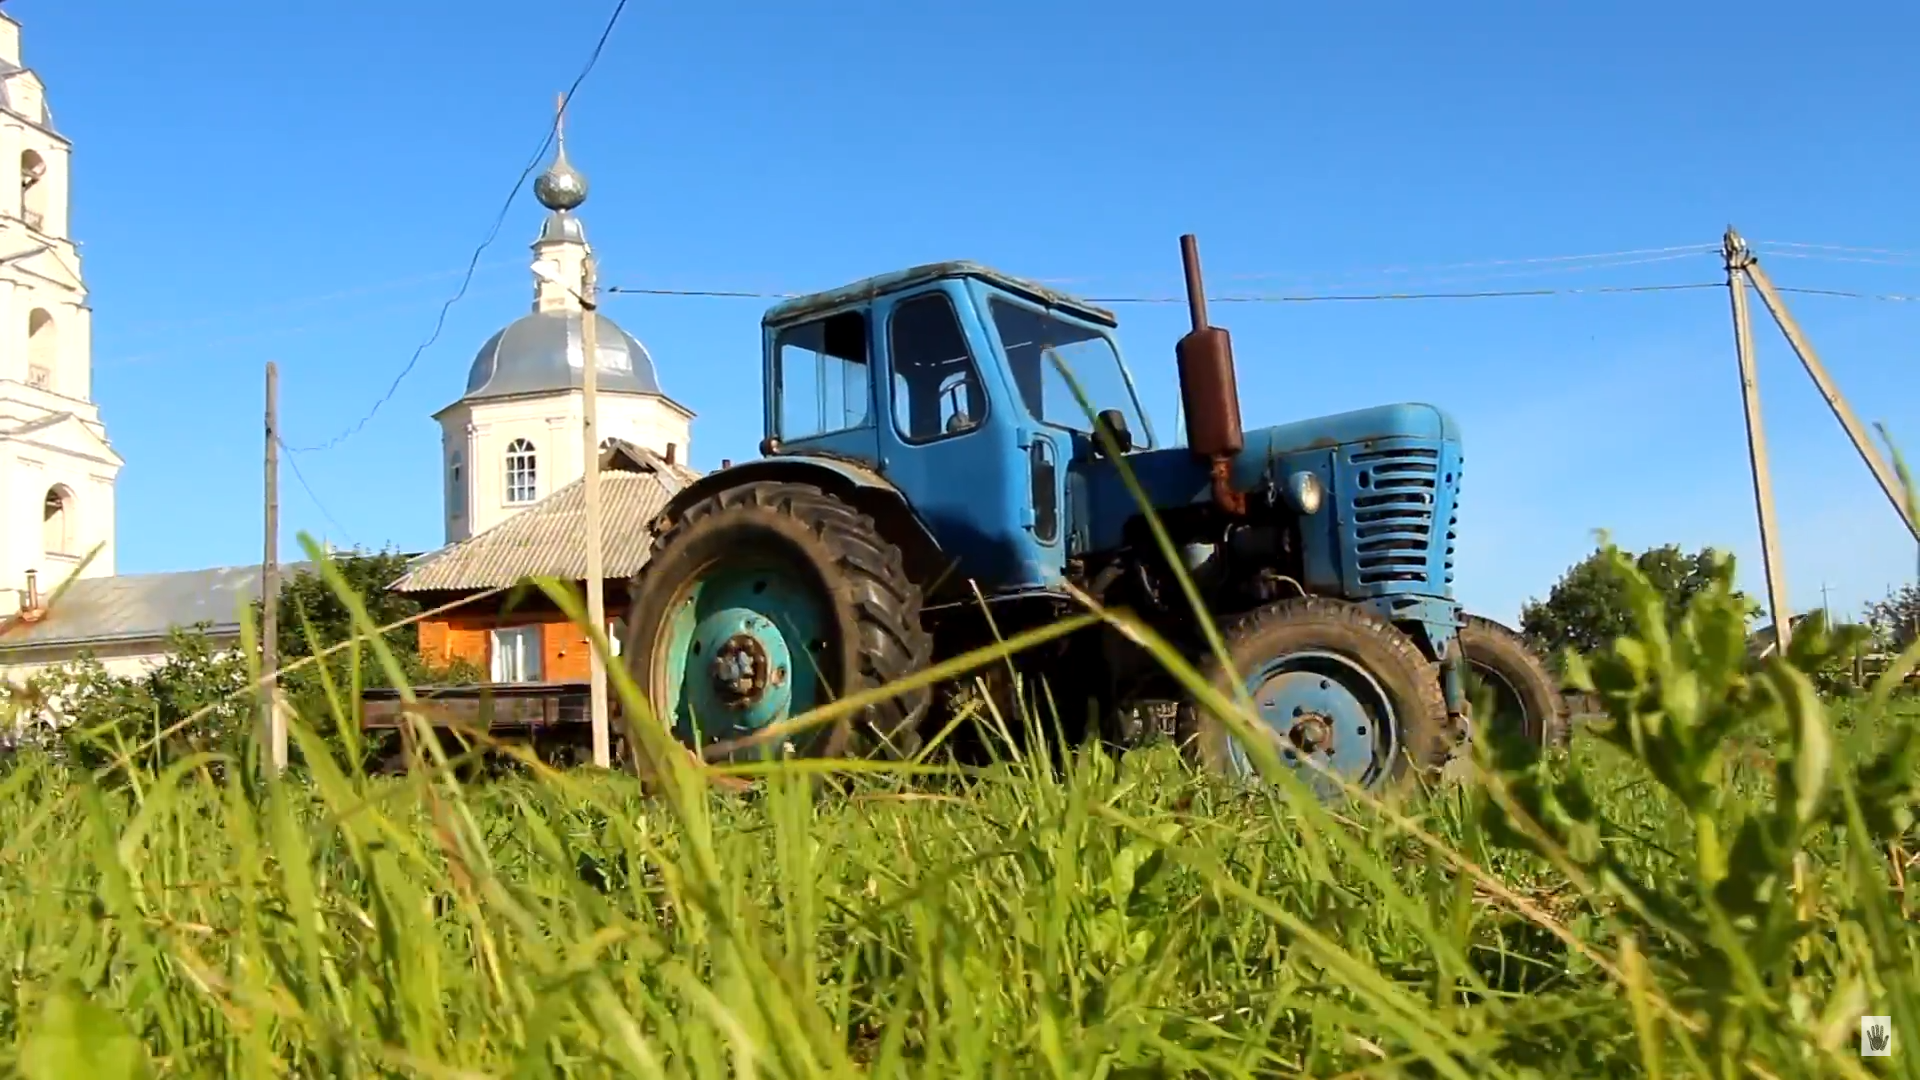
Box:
(651, 453, 950, 593)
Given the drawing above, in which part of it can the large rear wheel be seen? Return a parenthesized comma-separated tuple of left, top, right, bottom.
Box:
(622, 481, 934, 768)
(1181, 597, 1448, 801)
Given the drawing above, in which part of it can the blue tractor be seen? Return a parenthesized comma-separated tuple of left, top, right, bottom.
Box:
(620, 235, 1564, 797)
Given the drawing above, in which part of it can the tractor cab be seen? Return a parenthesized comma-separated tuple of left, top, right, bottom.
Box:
(757, 262, 1153, 593)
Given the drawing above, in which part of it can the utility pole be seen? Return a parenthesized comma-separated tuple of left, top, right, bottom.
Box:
(1723, 228, 1794, 655)
(262, 362, 286, 773)
(580, 247, 610, 768)
(541, 92, 611, 769)
(1740, 251, 1918, 542)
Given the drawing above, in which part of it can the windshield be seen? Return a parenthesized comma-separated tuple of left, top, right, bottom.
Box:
(988, 299, 1150, 447)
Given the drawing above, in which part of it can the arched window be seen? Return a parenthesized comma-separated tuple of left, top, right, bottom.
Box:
(26, 308, 55, 391)
(19, 149, 46, 230)
(504, 438, 538, 504)
(448, 450, 466, 516)
(42, 485, 73, 556)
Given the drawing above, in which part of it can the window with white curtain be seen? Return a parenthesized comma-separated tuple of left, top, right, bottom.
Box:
(490, 625, 543, 683)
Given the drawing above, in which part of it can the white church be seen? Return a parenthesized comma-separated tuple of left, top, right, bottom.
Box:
(0, 6, 699, 683)
(430, 126, 693, 548)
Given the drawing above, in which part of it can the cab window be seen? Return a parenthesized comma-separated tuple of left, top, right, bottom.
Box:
(888, 292, 988, 444)
(776, 310, 871, 440)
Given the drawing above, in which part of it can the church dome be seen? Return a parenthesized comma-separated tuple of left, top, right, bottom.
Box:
(462, 310, 662, 402)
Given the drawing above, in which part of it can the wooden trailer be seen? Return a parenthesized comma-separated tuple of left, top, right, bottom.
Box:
(360, 681, 615, 769)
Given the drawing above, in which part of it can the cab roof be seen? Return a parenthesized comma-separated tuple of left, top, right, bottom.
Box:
(762, 261, 1119, 330)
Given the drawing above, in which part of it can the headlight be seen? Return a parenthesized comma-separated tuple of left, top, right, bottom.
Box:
(1286, 470, 1324, 515)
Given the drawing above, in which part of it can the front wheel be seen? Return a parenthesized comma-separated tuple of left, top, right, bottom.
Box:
(1458, 615, 1567, 749)
(621, 480, 934, 768)
(1180, 597, 1449, 801)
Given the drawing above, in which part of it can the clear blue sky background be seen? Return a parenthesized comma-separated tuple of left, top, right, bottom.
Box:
(18, 0, 1920, 626)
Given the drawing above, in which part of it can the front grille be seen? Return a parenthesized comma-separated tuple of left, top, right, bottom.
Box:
(1345, 444, 1446, 589)
(1445, 454, 1460, 587)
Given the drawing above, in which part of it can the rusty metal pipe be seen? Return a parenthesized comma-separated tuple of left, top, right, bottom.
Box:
(1174, 233, 1247, 516)
(1181, 234, 1209, 332)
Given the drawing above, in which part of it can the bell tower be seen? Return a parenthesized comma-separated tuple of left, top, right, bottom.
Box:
(0, 8, 122, 611)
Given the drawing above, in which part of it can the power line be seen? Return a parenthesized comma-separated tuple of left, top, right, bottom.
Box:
(100, 269, 1731, 372)
(1095, 282, 1724, 305)
(276, 437, 356, 547)
(1758, 240, 1920, 260)
(106, 281, 528, 368)
(115, 259, 523, 339)
(126, 243, 1717, 351)
(1773, 285, 1920, 303)
(1753, 250, 1920, 268)
(1209, 250, 1717, 298)
(284, 0, 632, 456)
(103, 239, 1913, 357)
(1219, 242, 1718, 284)
(606, 281, 1727, 304)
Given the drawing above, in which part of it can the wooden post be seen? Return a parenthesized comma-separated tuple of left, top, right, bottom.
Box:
(263, 361, 286, 773)
(1724, 229, 1794, 655)
(581, 241, 610, 769)
(1739, 255, 1918, 542)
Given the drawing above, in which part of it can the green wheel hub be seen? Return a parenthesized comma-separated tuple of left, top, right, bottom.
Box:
(659, 558, 831, 754)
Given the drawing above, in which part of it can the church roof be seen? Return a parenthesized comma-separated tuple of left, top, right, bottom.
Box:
(391, 440, 698, 594)
(461, 310, 662, 402)
(454, 114, 667, 407)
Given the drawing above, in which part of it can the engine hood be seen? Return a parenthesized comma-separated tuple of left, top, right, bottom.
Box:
(1069, 402, 1462, 555)
(1228, 402, 1460, 491)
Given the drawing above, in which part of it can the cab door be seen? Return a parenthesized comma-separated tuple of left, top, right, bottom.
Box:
(766, 307, 881, 465)
(873, 284, 1039, 589)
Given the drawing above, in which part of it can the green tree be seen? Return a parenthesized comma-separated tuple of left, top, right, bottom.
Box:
(1864, 582, 1920, 653)
(261, 548, 482, 731)
(6, 624, 252, 776)
(1520, 542, 1758, 664)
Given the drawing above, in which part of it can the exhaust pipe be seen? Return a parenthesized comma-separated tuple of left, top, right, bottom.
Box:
(1174, 234, 1246, 515)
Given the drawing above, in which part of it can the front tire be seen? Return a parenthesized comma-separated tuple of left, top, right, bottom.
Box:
(1181, 597, 1449, 800)
(621, 480, 934, 767)
(1458, 615, 1567, 748)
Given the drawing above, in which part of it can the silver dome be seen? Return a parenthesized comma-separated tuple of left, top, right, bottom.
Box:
(537, 209, 587, 245)
(463, 310, 662, 401)
(533, 146, 588, 211)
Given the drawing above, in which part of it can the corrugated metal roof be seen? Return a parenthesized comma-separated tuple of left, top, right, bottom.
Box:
(392, 442, 697, 594)
(0, 562, 313, 651)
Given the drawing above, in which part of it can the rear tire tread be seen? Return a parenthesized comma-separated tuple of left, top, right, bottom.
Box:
(630, 480, 934, 760)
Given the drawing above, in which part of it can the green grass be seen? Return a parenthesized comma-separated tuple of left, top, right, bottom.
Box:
(1, 681, 1916, 1076)
(1, 527, 1917, 1078)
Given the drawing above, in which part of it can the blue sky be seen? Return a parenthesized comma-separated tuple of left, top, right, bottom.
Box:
(20, 0, 1920, 625)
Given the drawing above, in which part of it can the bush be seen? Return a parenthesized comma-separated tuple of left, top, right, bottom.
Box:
(1482, 542, 1920, 1075)
(2, 624, 251, 775)
(1, 551, 477, 777)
